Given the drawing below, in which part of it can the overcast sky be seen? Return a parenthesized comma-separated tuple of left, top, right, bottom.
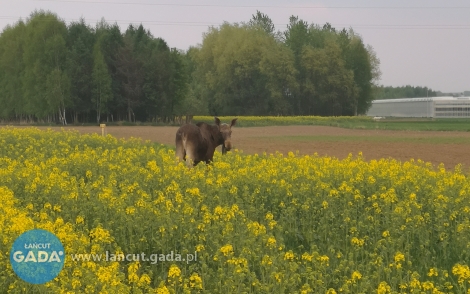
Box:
(1, 0, 469, 93)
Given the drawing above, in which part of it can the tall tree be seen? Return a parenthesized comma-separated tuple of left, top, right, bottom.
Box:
(91, 40, 113, 123)
(283, 16, 311, 114)
(166, 48, 189, 120)
(173, 46, 209, 123)
(302, 40, 356, 115)
(0, 20, 26, 120)
(140, 37, 174, 121)
(344, 31, 374, 115)
(66, 18, 95, 123)
(95, 19, 124, 120)
(116, 34, 144, 122)
(46, 67, 71, 124)
(22, 10, 69, 121)
(195, 22, 297, 115)
(248, 10, 275, 36)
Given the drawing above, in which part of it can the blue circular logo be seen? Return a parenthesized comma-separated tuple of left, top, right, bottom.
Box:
(10, 229, 65, 284)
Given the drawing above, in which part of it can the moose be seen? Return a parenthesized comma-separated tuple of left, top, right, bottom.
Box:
(175, 117, 237, 167)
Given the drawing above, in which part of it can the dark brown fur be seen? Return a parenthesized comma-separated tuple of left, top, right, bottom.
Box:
(175, 117, 237, 167)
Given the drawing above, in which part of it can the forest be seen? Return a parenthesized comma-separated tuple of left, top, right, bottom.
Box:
(0, 10, 381, 124)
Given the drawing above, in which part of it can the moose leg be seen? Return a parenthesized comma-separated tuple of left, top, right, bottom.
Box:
(175, 133, 185, 163)
(184, 144, 196, 167)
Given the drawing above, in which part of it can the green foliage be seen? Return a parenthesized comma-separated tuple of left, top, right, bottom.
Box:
(248, 10, 276, 37)
(66, 18, 95, 123)
(375, 85, 438, 99)
(21, 10, 69, 120)
(280, 18, 377, 116)
(194, 22, 298, 116)
(0, 10, 384, 123)
(0, 20, 26, 118)
(91, 40, 113, 123)
(302, 41, 356, 115)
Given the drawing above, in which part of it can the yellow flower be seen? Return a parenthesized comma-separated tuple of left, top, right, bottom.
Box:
(266, 237, 276, 248)
(71, 278, 81, 289)
(318, 255, 329, 265)
(428, 267, 438, 277)
(189, 272, 203, 289)
(220, 244, 233, 256)
(301, 252, 313, 262)
(128, 261, 140, 284)
(39, 212, 48, 221)
(231, 204, 239, 213)
(272, 272, 282, 283)
(75, 215, 84, 224)
(377, 281, 391, 294)
(247, 221, 266, 236)
(261, 255, 272, 266)
(89, 226, 114, 243)
(351, 237, 365, 247)
(186, 187, 200, 197)
(351, 271, 362, 281)
(138, 274, 151, 287)
(300, 283, 313, 294)
(155, 285, 170, 294)
(126, 206, 136, 215)
(410, 277, 421, 288)
(168, 264, 181, 279)
(265, 212, 274, 220)
(229, 185, 238, 194)
(284, 251, 295, 261)
(97, 263, 118, 284)
(452, 264, 470, 284)
(214, 206, 223, 215)
(394, 252, 405, 263)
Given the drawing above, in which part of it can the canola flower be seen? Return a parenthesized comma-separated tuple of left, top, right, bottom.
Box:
(0, 126, 470, 293)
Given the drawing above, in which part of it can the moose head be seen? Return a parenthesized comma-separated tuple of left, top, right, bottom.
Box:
(214, 117, 237, 154)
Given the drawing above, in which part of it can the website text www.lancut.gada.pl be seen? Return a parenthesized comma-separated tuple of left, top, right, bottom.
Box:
(70, 251, 198, 264)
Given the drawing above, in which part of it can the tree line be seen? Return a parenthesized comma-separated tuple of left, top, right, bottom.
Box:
(0, 10, 381, 124)
(374, 85, 470, 99)
(374, 85, 438, 99)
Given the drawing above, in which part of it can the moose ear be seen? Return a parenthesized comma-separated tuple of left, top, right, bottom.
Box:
(214, 117, 221, 127)
(230, 118, 238, 127)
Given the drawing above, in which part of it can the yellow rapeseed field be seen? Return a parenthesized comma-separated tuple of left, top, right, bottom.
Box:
(1, 127, 470, 293)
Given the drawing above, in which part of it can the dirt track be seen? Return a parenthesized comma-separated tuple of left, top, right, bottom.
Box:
(10, 125, 470, 170)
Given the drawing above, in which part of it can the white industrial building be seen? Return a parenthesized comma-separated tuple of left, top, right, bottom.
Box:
(366, 97, 470, 118)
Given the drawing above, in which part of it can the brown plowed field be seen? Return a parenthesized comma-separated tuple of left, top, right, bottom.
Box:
(9, 125, 470, 171)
